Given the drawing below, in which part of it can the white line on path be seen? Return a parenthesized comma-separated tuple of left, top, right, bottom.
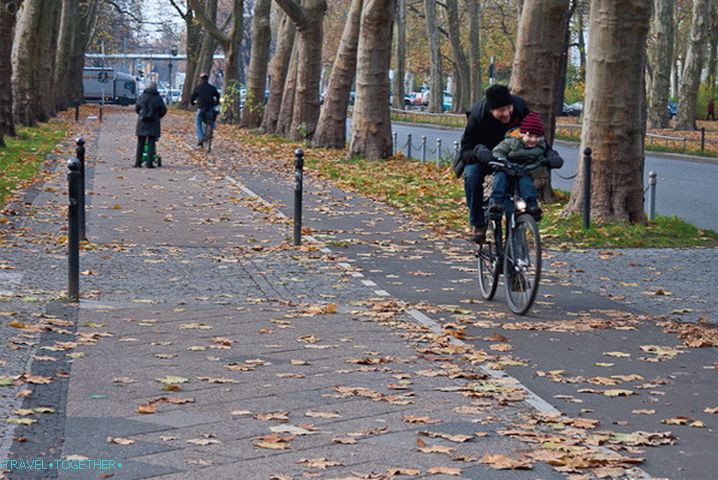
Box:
(223, 174, 653, 479)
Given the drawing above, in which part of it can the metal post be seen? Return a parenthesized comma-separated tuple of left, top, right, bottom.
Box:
(453, 141, 459, 163)
(293, 149, 304, 246)
(582, 147, 592, 229)
(648, 171, 657, 221)
(392, 132, 397, 155)
(75, 101, 80, 122)
(421, 136, 427, 164)
(407, 133, 412, 159)
(701, 127, 706, 151)
(436, 138, 442, 167)
(75, 138, 87, 241)
(67, 158, 81, 301)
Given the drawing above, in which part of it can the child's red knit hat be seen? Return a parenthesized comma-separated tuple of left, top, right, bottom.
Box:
(520, 112, 544, 136)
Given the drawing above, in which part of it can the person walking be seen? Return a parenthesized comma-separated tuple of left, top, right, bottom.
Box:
(134, 82, 167, 168)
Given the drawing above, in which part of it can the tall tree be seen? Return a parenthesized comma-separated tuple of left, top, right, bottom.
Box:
(275, 41, 299, 136)
(261, 9, 295, 133)
(37, 0, 61, 121)
(68, 0, 99, 106)
(348, 0, 396, 160)
(554, 0, 577, 116)
(312, 0, 363, 148)
(564, 0, 651, 223)
(675, 0, 709, 131)
(708, 3, 718, 96)
(510, 0, 570, 203)
(424, 0, 442, 113)
(169, 0, 202, 109)
(444, 0, 470, 112)
(54, 0, 79, 112)
(467, 0, 481, 103)
(0, 0, 20, 145)
(12, 0, 43, 126)
(647, 0, 675, 129)
(392, 0, 406, 109)
(274, 0, 328, 140)
(240, 0, 272, 128)
(195, 0, 218, 86)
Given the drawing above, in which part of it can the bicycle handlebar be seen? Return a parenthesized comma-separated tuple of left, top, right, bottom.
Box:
(489, 154, 564, 176)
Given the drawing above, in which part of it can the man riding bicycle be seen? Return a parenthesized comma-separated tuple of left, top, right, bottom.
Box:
(190, 72, 221, 147)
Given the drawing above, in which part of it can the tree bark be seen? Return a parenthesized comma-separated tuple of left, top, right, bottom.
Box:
(510, 0, 569, 203)
(36, 0, 61, 121)
(675, 0, 709, 131)
(576, 1, 587, 83)
(392, 0, 405, 109)
(348, 0, 396, 160)
(564, 0, 651, 223)
(554, 1, 576, 116)
(12, 0, 44, 126)
(196, 0, 218, 87)
(275, 0, 327, 140)
(424, 0, 443, 113)
(53, 0, 79, 112)
(261, 9, 295, 133)
(467, 0, 481, 104)
(708, 3, 718, 96)
(275, 39, 299, 136)
(647, 0, 675, 129)
(0, 0, 19, 142)
(240, 0, 272, 128)
(444, 0, 470, 113)
(67, 0, 98, 106)
(311, 0, 363, 148)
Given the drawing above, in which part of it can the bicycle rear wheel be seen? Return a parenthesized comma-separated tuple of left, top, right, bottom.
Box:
(504, 214, 541, 315)
(477, 219, 501, 300)
(204, 123, 213, 153)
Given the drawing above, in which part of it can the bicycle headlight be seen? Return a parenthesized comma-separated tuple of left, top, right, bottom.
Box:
(515, 199, 527, 211)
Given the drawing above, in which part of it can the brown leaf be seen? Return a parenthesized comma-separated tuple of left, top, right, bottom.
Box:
(427, 466, 462, 475)
(255, 411, 290, 422)
(404, 415, 441, 424)
(296, 457, 343, 469)
(419, 445, 456, 455)
(480, 454, 533, 470)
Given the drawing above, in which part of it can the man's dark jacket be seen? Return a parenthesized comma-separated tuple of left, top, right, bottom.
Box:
(191, 81, 221, 111)
(459, 95, 529, 163)
(135, 87, 167, 138)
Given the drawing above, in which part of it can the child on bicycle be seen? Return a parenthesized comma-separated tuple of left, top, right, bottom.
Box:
(487, 111, 546, 220)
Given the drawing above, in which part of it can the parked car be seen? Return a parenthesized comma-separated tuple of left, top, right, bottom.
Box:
(442, 93, 453, 112)
(667, 101, 678, 119)
(562, 101, 583, 117)
(404, 92, 418, 106)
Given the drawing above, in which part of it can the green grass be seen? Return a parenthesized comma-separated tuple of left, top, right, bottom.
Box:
(0, 122, 67, 208)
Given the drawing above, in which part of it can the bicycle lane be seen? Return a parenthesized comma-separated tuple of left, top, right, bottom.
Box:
(203, 130, 717, 480)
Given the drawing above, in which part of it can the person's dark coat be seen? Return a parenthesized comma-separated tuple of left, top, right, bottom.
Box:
(191, 81, 221, 111)
(135, 86, 167, 138)
(458, 95, 529, 164)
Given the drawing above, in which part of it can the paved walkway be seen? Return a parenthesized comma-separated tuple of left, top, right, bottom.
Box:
(0, 109, 714, 480)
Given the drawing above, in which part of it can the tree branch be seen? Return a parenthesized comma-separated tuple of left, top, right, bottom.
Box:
(188, 0, 230, 46)
(168, 0, 188, 20)
(273, 0, 308, 28)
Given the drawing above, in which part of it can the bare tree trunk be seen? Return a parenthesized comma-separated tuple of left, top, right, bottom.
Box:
(276, 40, 299, 136)
(467, 0, 481, 104)
(564, 0, 651, 223)
(12, 0, 43, 126)
(510, 0, 569, 204)
(348, 0, 396, 160)
(312, 0, 363, 148)
(708, 4, 718, 96)
(261, 9, 295, 133)
(196, 0, 218, 86)
(54, 0, 79, 112)
(274, 0, 327, 140)
(576, 0, 587, 82)
(0, 0, 19, 143)
(444, 0, 470, 113)
(676, 0, 709, 131)
(68, 0, 99, 106)
(392, 0, 405, 109)
(554, 1, 576, 116)
(241, 0, 272, 128)
(37, 0, 61, 121)
(424, 0, 443, 113)
(647, 0, 675, 129)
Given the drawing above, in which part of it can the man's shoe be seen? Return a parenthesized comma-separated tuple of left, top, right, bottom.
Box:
(470, 225, 487, 244)
(197, 140, 204, 147)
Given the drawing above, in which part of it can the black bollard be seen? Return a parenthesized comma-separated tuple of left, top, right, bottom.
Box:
(293, 148, 304, 246)
(582, 147, 592, 230)
(701, 127, 706, 151)
(75, 101, 80, 123)
(67, 158, 82, 301)
(75, 138, 87, 241)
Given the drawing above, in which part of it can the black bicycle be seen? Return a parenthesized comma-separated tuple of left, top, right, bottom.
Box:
(476, 155, 563, 315)
(200, 106, 219, 154)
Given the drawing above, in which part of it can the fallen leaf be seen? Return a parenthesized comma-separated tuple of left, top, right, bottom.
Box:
(107, 437, 135, 445)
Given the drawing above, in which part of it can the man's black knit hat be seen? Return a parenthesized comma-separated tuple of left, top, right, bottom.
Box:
(485, 85, 512, 110)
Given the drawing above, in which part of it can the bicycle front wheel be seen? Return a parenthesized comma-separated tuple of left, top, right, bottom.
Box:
(205, 125, 213, 153)
(477, 220, 501, 300)
(504, 214, 541, 315)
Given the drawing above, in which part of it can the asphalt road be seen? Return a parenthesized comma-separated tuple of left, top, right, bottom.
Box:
(378, 121, 718, 232)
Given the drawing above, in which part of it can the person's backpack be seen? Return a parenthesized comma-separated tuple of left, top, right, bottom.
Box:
(140, 99, 155, 121)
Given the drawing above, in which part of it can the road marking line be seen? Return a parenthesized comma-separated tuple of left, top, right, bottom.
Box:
(361, 280, 377, 287)
(374, 290, 391, 297)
